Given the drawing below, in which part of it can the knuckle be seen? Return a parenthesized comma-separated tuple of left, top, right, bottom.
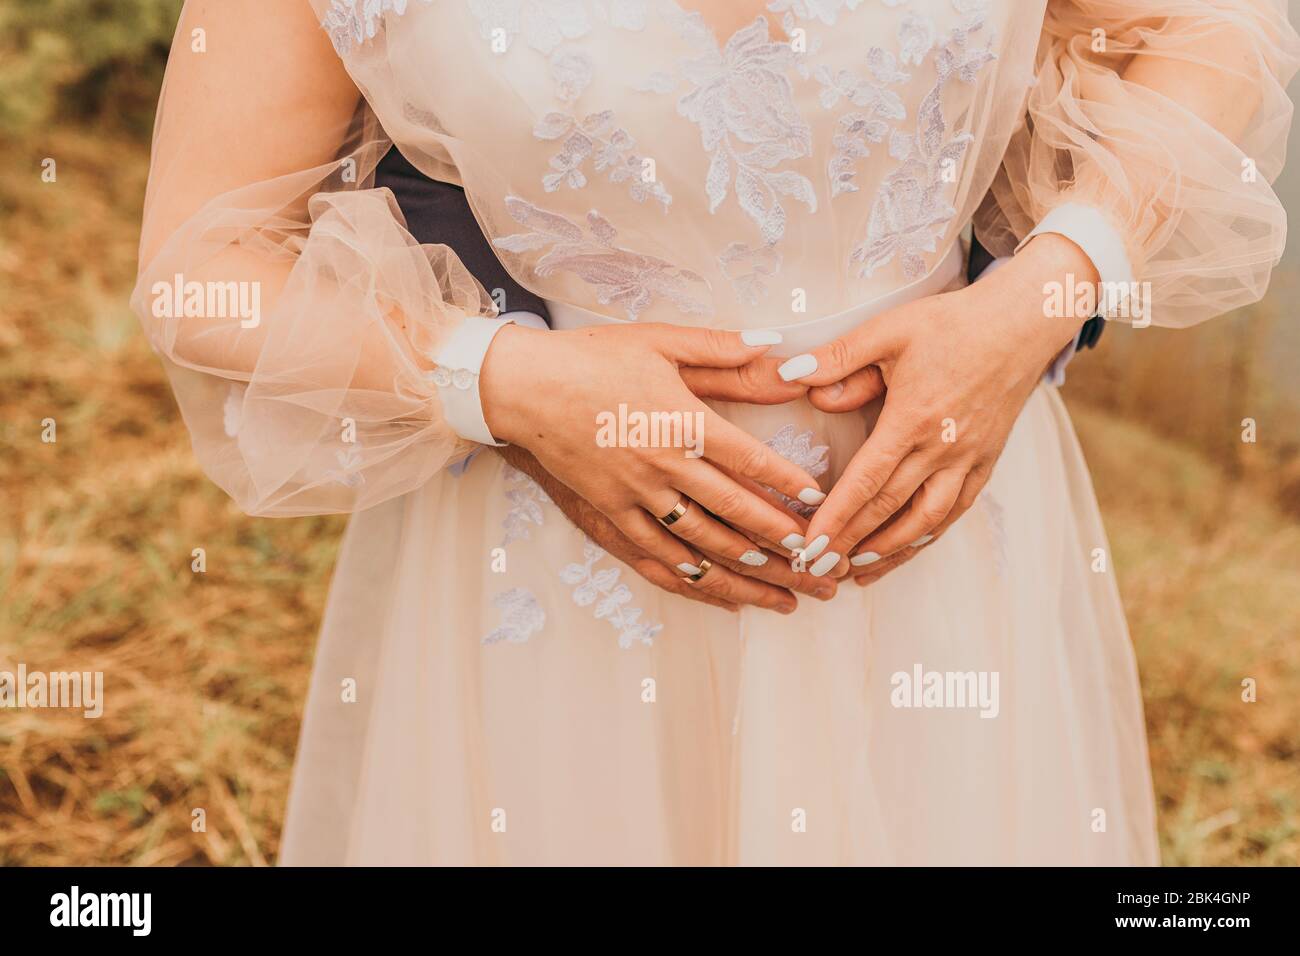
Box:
(848, 468, 883, 503)
(708, 486, 748, 519)
(671, 518, 706, 543)
(827, 337, 854, 375)
(917, 502, 948, 527)
(620, 521, 657, 550)
(730, 441, 771, 480)
(736, 360, 765, 394)
(702, 327, 734, 356)
(870, 488, 904, 517)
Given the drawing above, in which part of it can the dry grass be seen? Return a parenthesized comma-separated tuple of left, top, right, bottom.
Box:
(0, 128, 1296, 865)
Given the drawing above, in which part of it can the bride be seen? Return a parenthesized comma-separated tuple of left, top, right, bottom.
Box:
(132, 0, 1296, 865)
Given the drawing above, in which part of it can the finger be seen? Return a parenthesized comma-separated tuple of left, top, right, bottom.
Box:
(649, 325, 785, 368)
(647, 490, 780, 570)
(679, 356, 808, 404)
(676, 462, 814, 559)
(686, 560, 799, 614)
(852, 467, 965, 559)
(708, 465, 811, 555)
(614, 507, 711, 577)
(705, 547, 838, 601)
(853, 544, 918, 586)
(926, 461, 993, 539)
(623, 512, 797, 614)
(696, 412, 827, 517)
(773, 318, 902, 387)
(630, 555, 739, 612)
(801, 411, 915, 550)
(806, 365, 885, 413)
(810, 452, 934, 573)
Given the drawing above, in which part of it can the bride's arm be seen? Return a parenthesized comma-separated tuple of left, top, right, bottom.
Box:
(976, 0, 1299, 329)
(133, 0, 492, 515)
(783, 0, 1300, 574)
(134, 0, 830, 610)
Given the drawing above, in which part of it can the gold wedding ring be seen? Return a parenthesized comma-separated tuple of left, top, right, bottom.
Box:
(658, 499, 689, 527)
(684, 558, 713, 583)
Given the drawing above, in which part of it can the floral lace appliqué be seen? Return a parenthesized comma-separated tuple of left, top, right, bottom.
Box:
(561, 539, 663, 649)
(483, 587, 546, 645)
(323, 0, 428, 56)
(850, 8, 996, 280)
(493, 196, 711, 318)
(675, 15, 816, 251)
(818, 47, 910, 197)
(718, 242, 782, 306)
(763, 424, 830, 516)
(502, 464, 552, 546)
(534, 67, 673, 209)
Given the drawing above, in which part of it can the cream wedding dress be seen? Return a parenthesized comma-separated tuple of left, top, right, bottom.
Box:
(131, 0, 1297, 864)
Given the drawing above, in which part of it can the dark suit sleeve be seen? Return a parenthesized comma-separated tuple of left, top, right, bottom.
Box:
(375, 146, 551, 324)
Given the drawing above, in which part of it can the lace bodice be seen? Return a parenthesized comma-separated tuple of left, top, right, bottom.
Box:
(322, 0, 1033, 322)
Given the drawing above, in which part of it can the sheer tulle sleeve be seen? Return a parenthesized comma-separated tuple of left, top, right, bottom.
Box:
(129, 0, 493, 517)
(975, 0, 1300, 327)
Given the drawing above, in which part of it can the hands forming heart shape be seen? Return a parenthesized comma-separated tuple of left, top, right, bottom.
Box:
(483, 233, 1096, 613)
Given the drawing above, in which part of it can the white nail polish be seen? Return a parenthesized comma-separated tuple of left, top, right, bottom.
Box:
(850, 551, 882, 566)
(910, 534, 934, 548)
(777, 353, 818, 382)
(780, 533, 806, 551)
(801, 534, 830, 562)
(797, 487, 826, 505)
(677, 562, 701, 575)
(810, 552, 840, 577)
(740, 329, 783, 347)
(739, 550, 768, 567)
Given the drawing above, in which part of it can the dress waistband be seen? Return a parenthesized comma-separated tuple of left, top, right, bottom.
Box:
(545, 240, 964, 357)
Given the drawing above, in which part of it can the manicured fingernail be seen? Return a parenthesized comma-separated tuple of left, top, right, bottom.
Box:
(797, 487, 826, 505)
(910, 534, 934, 548)
(850, 550, 882, 566)
(739, 550, 768, 567)
(677, 562, 701, 575)
(801, 534, 830, 562)
(740, 329, 783, 347)
(778, 353, 818, 382)
(810, 551, 840, 577)
(780, 533, 806, 551)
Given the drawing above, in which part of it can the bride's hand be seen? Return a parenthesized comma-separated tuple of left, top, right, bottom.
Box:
(778, 234, 1098, 570)
(479, 322, 828, 603)
(493, 444, 838, 613)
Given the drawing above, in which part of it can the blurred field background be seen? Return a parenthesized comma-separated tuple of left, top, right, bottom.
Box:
(1, 1, 1297, 866)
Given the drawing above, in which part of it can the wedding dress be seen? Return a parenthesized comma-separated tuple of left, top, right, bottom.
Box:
(131, 0, 1297, 864)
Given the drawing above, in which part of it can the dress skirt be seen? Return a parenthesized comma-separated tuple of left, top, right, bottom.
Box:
(278, 376, 1159, 866)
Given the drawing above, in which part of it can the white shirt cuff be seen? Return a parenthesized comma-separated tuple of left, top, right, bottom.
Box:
(428, 311, 545, 446)
(1016, 203, 1135, 319)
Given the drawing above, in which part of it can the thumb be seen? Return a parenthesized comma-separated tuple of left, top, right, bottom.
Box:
(807, 365, 886, 412)
(774, 318, 899, 387)
(654, 325, 785, 368)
